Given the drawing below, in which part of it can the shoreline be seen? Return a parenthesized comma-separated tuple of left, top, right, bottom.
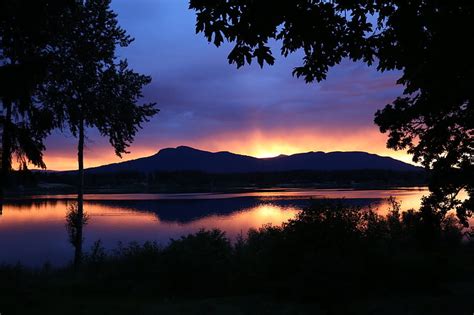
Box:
(4, 185, 429, 201)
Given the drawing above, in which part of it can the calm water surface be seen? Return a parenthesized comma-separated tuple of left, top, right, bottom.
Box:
(0, 188, 430, 266)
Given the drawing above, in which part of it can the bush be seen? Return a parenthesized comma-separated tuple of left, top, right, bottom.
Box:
(1, 200, 473, 312)
(160, 229, 232, 296)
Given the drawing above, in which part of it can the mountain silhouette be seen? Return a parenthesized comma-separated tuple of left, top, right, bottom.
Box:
(84, 146, 420, 174)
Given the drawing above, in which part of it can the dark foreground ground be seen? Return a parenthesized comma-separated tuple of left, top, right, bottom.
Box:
(1, 201, 473, 315)
(3, 291, 474, 315)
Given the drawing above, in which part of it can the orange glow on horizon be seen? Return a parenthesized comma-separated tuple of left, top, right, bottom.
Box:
(26, 126, 416, 171)
(194, 127, 416, 165)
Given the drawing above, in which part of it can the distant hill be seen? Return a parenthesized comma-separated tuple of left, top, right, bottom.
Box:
(84, 146, 420, 174)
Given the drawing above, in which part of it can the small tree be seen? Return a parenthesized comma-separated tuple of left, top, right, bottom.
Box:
(42, 0, 158, 265)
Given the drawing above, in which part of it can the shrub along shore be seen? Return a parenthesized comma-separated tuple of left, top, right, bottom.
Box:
(1, 201, 473, 314)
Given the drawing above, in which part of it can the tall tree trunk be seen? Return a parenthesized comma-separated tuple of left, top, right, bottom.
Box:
(74, 116, 85, 267)
(0, 99, 13, 216)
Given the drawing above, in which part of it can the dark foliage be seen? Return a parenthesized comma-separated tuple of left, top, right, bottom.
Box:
(0, 0, 75, 196)
(1, 202, 473, 314)
(189, 0, 474, 224)
(41, 0, 158, 158)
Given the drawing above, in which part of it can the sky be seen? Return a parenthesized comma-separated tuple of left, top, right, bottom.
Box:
(40, 0, 410, 171)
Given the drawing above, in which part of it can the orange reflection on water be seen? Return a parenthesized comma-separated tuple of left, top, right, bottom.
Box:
(0, 201, 158, 229)
(1, 188, 471, 266)
(1, 188, 431, 232)
(184, 204, 300, 238)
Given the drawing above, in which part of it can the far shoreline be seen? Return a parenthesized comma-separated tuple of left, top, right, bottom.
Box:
(3, 185, 429, 201)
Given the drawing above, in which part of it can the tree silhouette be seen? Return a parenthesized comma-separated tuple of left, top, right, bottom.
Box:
(0, 0, 74, 212)
(41, 0, 158, 265)
(189, 0, 473, 223)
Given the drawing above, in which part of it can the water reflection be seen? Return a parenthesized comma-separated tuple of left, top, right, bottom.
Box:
(65, 202, 88, 267)
(0, 188, 433, 266)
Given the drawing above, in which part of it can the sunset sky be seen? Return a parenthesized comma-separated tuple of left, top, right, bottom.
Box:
(41, 0, 411, 171)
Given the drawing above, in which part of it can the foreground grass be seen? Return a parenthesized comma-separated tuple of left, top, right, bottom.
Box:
(2, 295, 474, 315)
(1, 201, 474, 315)
(2, 284, 474, 315)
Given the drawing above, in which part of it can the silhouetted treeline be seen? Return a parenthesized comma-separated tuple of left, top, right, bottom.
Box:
(0, 201, 472, 314)
(6, 169, 427, 194)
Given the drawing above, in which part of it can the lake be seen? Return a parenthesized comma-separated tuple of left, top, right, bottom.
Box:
(0, 188, 430, 266)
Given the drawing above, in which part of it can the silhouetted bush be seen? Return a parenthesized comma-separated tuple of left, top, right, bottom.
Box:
(161, 229, 232, 296)
(1, 201, 473, 314)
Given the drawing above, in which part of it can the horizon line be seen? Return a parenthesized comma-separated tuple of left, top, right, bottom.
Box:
(35, 145, 419, 172)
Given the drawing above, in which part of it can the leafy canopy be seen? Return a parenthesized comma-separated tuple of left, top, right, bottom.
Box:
(189, 0, 473, 224)
(42, 0, 158, 157)
(0, 0, 74, 169)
